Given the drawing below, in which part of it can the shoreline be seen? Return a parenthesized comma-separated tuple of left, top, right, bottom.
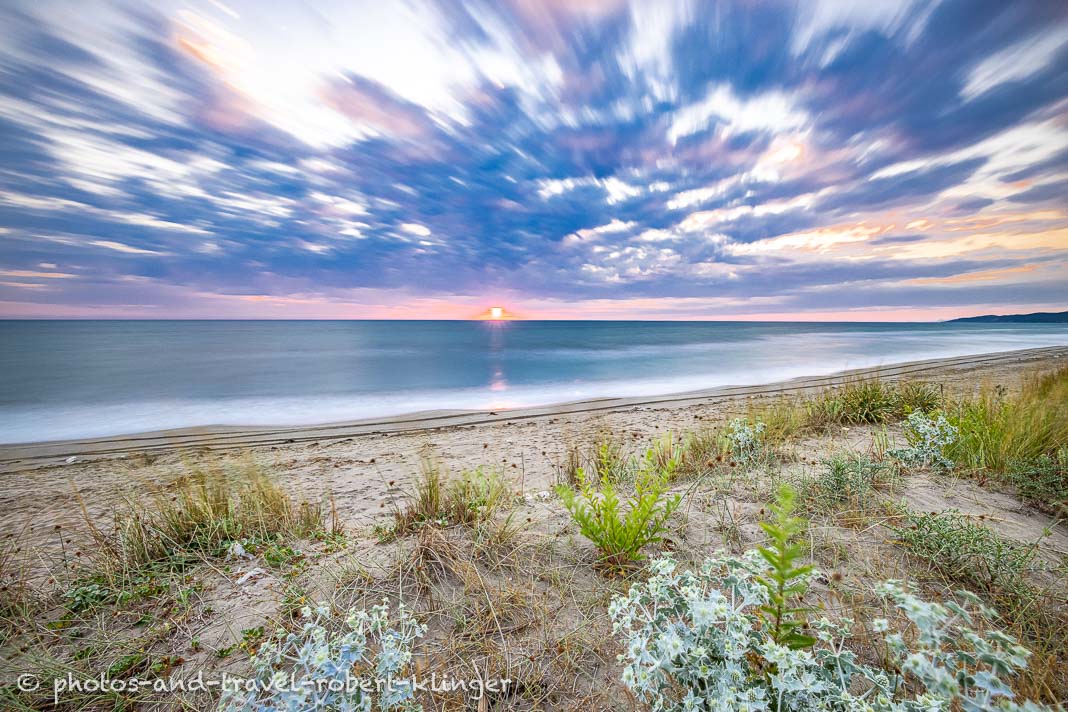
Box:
(3, 344, 1066, 468)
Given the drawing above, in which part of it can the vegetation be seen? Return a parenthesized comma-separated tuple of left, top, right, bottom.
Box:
(1004, 452, 1068, 515)
(556, 453, 681, 567)
(3, 364, 1067, 709)
(220, 602, 426, 711)
(891, 509, 1040, 597)
(751, 378, 942, 441)
(945, 367, 1068, 474)
(889, 410, 959, 470)
(610, 551, 1049, 711)
(799, 453, 897, 513)
(85, 460, 329, 578)
(387, 461, 513, 537)
(754, 485, 815, 649)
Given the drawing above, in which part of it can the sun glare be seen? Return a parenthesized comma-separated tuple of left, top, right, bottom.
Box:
(490, 306, 503, 319)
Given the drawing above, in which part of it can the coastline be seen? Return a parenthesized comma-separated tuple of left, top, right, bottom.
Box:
(2, 343, 1067, 708)
(3, 344, 1066, 469)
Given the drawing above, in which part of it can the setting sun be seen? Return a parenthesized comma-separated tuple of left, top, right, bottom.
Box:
(473, 305, 516, 320)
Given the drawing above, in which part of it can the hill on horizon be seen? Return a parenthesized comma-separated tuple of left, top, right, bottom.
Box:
(948, 310, 1068, 324)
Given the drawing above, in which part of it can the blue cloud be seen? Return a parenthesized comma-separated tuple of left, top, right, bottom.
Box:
(0, 0, 1066, 317)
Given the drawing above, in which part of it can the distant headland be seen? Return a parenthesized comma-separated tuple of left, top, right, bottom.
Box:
(948, 310, 1068, 324)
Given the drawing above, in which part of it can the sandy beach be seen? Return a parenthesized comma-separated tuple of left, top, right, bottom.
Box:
(3, 345, 1066, 540)
(2, 344, 1068, 709)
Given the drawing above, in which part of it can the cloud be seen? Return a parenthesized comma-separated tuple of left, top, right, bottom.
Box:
(90, 240, 169, 255)
(0, 0, 1066, 318)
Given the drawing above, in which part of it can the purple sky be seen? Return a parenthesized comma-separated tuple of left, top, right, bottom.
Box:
(1, 0, 1067, 320)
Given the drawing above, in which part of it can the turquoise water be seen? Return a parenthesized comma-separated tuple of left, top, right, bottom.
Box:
(2, 320, 1067, 443)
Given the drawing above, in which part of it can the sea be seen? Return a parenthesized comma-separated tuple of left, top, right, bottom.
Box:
(2, 320, 1067, 443)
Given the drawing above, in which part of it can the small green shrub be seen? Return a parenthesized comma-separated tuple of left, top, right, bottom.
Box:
(725, 417, 767, 464)
(556, 463, 681, 568)
(800, 454, 896, 512)
(64, 582, 112, 612)
(1004, 452, 1068, 515)
(219, 601, 425, 711)
(890, 411, 958, 470)
(892, 509, 1039, 595)
(754, 485, 815, 649)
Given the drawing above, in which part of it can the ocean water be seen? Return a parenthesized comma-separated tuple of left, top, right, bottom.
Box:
(2, 320, 1067, 444)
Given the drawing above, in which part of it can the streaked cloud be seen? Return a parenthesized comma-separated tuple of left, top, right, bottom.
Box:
(0, 0, 1066, 319)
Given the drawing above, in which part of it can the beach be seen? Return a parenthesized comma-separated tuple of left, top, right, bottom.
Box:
(3, 344, 1067, 709)
(3, 344, 1066, 540)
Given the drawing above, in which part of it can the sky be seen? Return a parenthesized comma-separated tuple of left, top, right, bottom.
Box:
(0, 0, 1067, 321)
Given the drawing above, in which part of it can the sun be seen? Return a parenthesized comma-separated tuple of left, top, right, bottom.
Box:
(474, 305, 515, 320)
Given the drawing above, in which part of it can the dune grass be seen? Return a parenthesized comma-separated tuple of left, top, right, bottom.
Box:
(387, 460, 513, 538)
(750, 378, 941, 441)
(944, 366, 1068, 474)
(80, 460, 330, 585)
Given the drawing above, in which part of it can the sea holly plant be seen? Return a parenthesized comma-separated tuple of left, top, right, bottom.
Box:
(556, 461, 681, 567)
(726, 417, 767, 464)
(890, 411, 958, 470)
(608, 495, 1052, 712)
(219, 601, 426, 712)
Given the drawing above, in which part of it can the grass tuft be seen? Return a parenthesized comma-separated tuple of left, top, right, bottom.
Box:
(389, 460, 513, 537)
(944, 367, 1068, 475)
(81, 460, 327, 583)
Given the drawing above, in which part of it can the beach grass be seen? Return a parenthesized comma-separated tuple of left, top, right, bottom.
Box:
(945, 366, 1068, 473)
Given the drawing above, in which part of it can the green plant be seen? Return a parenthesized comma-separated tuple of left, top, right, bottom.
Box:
(748, 379, 943, 441)
(446, 466, 513, 524)
(945, 368, 1068, 473)
(63, 581, 112, 612)
(392, 461, 512, 535)
(609, 551, 1051, 711)
(800, 454, 895, 512)
(556, 464, 681, 568)
(897, 381, 941, 413)
(81, 460, 327, 583)
(892, 509, 1040, 595)
(219, 602, 426, 711)
(1004, 452, 1068, 515)
(725, 418, 767, 463)
(890, 411, 958, 470)
(755, 485, 815, 649)
(837, 379, 898, 423)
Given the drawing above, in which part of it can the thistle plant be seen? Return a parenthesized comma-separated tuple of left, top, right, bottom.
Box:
(556, 459, 681, 567)
(609, 552, 1053, 712)
(219, 601, 426, 712)
(726, 418, 767, 464)
(890, 411, 958, 470)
